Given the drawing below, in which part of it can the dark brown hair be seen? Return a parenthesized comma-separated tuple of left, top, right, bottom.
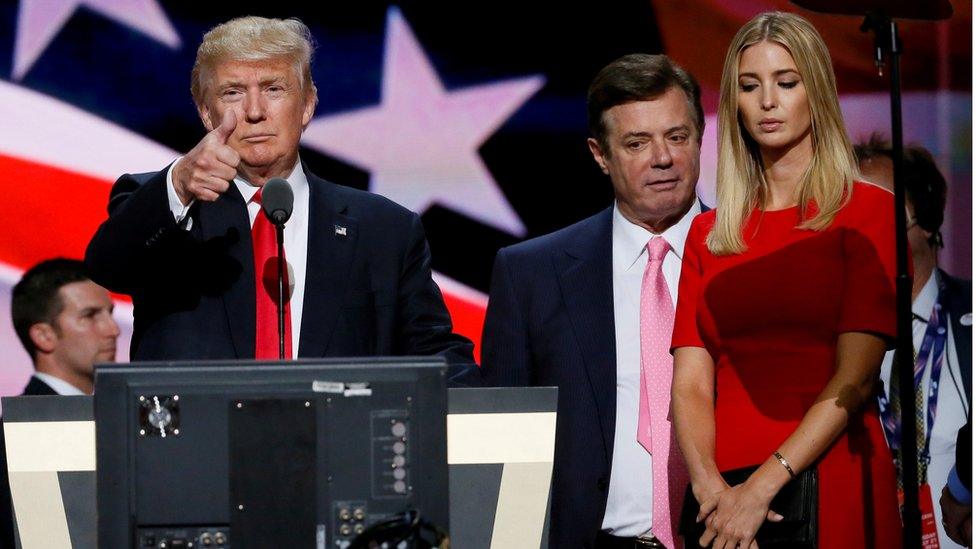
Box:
(11, 258, 91, 358)
(854, 133, 948, 248)
(587, 53, 704, 154)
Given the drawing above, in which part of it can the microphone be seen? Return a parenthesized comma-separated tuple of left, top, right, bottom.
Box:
(261, 178, 294, 226)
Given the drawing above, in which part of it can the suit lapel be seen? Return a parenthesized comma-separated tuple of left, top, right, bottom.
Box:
(298, 173, 358, 357)
(554, 208, 617, 458)
(199, 184, 254, 359)
(941, 269, 972, 396)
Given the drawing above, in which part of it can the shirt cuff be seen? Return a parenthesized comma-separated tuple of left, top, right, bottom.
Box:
(947, 465, 972, 505)
(166, 156, 193, 226)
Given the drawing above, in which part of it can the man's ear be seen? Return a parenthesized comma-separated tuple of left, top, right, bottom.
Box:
(587, 138, 610, 175)
(301, 91, 316, 128)
(920, 226, 935, 243)
(197, 103, 215, 132)
(29, 323, 58, 354)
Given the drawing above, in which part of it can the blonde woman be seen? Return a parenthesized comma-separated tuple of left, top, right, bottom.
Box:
(671, 11, 902, 549)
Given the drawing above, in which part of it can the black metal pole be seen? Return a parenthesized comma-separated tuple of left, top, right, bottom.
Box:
(862, 12, 921, 548)
(276, 224, 286, 360)
(887, 21, 924, 549)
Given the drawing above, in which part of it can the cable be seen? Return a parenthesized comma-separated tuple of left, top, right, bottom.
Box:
(348, 509, 450, 549)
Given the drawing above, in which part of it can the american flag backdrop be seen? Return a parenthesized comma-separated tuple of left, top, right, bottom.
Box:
(0, 0, 970, 395)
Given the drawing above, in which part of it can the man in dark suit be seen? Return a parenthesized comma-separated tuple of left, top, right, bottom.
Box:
(856, 136, 972, 549)
(1, 258, 120, 546)
(481, 54, 705, 548)
(85, 16, 474, 371)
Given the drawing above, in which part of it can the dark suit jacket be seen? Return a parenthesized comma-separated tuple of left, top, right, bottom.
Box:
(480, 207, 619, 547)
(942, 270, 971, 501)
(955, 420, 971, 493)
(941, 269, 971, 397)
(481, 203, 706, 547)
(20, 376, 58, 396)
(85, 166, 475, 372)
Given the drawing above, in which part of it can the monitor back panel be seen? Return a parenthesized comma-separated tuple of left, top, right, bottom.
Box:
(95, 359, 448, 549)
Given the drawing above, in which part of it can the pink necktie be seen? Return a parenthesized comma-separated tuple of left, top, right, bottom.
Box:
(638, 237, 688, 548)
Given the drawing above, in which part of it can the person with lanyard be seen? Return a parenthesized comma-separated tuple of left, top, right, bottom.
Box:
(856, 135, 972, 549)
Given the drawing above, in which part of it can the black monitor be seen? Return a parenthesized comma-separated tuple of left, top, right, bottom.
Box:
(94, 357, 449, 549)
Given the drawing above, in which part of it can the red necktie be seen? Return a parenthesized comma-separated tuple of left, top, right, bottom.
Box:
(251, 189, 292, 359)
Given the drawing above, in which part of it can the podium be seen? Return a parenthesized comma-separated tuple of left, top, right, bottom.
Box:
(2, 385, 555, 548)
(2, 395, 95, 549)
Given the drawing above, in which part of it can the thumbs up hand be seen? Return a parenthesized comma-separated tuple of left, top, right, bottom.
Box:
(172, 108, 242, 205)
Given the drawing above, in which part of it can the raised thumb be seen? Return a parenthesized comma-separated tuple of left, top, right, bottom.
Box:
(214, 109, 237, 142)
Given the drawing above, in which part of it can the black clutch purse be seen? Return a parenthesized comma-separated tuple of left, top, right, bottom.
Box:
(678, 465, 818, 549)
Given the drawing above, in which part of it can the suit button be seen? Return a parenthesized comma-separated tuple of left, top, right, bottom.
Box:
(597, 478, 608, 491)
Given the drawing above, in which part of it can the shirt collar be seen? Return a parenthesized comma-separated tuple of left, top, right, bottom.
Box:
(612, 199, 701, 270)
(913, 269, 939, 318)
(32, 373, 87, 396)
(234, 158, 308, 203)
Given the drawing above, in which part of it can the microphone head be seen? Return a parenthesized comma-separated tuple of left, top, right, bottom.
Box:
(261, 178, 294, 226)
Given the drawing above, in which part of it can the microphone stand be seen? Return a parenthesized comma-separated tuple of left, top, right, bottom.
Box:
(275, 222, 286, 360)
(861, 13, 920, 548)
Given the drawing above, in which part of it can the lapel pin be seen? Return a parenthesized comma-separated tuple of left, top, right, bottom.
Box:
(334, 225, 347, 237)
(961, 313, 972, 327)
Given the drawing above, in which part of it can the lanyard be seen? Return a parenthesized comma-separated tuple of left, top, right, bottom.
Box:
(878, 288, 948, 472)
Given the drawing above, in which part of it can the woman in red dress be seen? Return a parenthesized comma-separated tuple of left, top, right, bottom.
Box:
(671, 11, 902, 549)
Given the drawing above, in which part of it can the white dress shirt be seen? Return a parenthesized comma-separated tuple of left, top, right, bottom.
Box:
(32, 373, 86, 396)
(166, 159, 310, 358)
(602, 200, 701, 536)
(880, 270, 970, 549)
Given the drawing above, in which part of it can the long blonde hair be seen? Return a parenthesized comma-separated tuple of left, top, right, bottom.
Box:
(707, 11, 857, 255)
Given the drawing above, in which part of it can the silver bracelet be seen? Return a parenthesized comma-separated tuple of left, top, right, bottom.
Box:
(773, 450, 796, 479)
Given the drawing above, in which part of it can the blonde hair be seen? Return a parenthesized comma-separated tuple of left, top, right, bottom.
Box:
(707, 11, 857, 255)
(190, 16, 318, 108)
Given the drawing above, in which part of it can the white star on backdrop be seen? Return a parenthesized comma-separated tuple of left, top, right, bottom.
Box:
(13, 0, 181, 80)
(302, 7, 544, 236)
